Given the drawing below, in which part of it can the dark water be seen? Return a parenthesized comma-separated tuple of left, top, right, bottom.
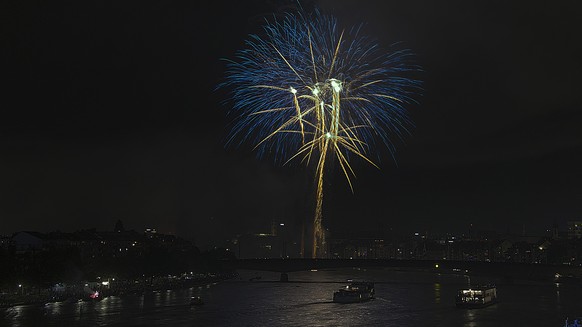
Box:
(2, 268, 580, 326)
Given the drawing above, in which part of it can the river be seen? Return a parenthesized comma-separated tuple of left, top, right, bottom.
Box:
(1, 268, 579, 326)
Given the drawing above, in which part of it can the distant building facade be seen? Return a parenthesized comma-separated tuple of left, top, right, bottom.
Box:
(567, 221, 582, 239)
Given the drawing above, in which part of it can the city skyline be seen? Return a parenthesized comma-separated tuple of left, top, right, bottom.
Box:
(1, 0, 581, 249)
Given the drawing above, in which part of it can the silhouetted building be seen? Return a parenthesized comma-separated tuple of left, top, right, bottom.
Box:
(0, 234, 11, 250)
(144, 228, 158, 238)
(12, 231, 44, 252)
(567, 221, 582, 239)
(114, 219, 125, 233)
(237, 233, 282, 259)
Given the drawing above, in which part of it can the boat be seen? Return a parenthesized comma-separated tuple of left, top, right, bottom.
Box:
(333, 281, 375, 304)
(189, 296, 204, 306)
(455, 284, 498, 308)
(83, 286, 102, 302)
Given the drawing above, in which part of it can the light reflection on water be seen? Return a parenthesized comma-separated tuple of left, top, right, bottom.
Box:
(434, 282, 441, 304)
(44, 302, 61, 317)
(464, 309, 477, 327)
(556, 282, 562, 308)
(1, 268, 579, 327)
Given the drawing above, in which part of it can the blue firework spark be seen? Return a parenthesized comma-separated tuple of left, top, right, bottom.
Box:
(221, 9, 422, 181)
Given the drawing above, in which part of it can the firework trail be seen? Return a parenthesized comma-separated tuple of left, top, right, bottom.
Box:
(221, 9, 421, 258)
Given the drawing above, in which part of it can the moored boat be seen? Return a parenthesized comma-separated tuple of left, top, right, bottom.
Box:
(455, 284, 497, 308)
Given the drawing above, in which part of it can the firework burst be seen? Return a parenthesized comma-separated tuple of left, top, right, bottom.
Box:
(221, 9, 422, 258)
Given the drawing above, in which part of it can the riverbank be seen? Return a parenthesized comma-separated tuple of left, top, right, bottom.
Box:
(0, 271, 237, 308)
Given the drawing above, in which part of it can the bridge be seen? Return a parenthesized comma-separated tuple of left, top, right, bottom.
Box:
(225, 258, 581, 282)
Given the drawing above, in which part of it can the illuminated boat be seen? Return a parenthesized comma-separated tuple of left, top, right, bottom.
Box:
(455, 285, 497, 308)
(83, 285, 102, 302)
(333, 281, 375, 304)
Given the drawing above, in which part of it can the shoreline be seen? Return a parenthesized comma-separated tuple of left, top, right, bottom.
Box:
(0, 271, 237, 309)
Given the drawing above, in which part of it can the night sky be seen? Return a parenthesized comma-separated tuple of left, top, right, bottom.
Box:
(2, 0, 581, 248)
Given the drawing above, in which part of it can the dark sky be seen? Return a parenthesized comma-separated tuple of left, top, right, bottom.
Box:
(2, 0, 581, 248)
